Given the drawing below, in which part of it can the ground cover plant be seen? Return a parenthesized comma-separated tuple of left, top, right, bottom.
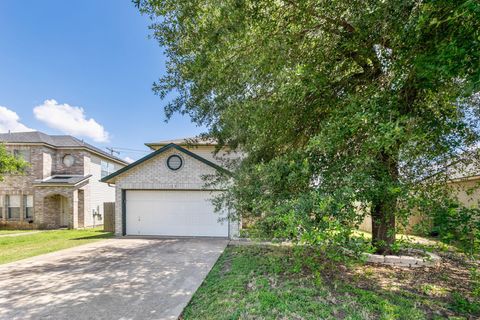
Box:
(181, 244, 480, 320)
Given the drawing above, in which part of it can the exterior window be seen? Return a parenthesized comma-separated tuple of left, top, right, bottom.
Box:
(24, 195, 34, 219)
(101, 161, 115, 178)
(167, 155, 183, 171)
(13, 149, 31, 162)
(63, 154, 75, 167)
(6, 195, 21, 220)
(0, 196, 3, 219)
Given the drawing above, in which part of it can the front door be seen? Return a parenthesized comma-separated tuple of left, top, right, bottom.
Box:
(59, 196, 69, 227)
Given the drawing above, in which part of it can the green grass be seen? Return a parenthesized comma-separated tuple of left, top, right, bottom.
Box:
(181, 245, 479, 320)
(0, 228, 113, 265)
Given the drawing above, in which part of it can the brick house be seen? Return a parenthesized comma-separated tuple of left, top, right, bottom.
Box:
(101, 138, 241, 238)
(0, 131, 127, 229)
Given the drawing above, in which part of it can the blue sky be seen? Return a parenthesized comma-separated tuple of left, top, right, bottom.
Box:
(0, 0, 205, 162)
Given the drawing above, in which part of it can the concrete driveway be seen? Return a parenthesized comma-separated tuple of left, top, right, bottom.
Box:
(0, 238, 227, 320)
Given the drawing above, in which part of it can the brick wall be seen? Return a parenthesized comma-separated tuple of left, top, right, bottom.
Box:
(113, 147, 239, 237)
(0, 145, 48, 222)
(52, 149, 87, 175)
(33, 185, 83, 229)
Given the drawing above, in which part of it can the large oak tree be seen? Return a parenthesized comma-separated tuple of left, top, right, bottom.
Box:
(136, 0, 480, 253)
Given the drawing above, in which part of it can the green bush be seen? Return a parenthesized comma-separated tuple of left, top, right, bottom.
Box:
(431, 203, 480, 256)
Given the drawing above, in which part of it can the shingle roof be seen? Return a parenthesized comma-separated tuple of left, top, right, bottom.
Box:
(33, 175, 92, 186)
(444, 150, 480, 181)
(145, 137, 218, 149)
(0, 131, 127, 164)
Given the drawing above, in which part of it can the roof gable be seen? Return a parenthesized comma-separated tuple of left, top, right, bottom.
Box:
(101, 143, 231, 183)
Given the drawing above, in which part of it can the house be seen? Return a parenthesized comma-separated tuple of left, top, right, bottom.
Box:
(359, 151, 480, 234)
(101, 138, 240, 238)
(0, 131, 128, 229)
(445, 153, 480, 209)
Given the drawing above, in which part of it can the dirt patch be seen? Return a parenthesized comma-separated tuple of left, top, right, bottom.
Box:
(321, 250, 479, 318)
(220, 257, 233, 275)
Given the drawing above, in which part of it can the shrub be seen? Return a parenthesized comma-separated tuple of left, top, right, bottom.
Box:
(431, 204, 480, 256)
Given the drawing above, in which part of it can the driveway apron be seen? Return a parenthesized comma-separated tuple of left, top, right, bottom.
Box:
(0, 238, 227, 320)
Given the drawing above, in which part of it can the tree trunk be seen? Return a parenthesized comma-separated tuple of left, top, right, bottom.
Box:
(371, 199, 396, 254)
(371, 152, 399, 254)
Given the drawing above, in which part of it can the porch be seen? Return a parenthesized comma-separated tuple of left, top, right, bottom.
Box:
(34, 188, 86, 229)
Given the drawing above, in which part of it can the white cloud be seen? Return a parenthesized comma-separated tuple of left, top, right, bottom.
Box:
(124, 156, 135, 164)
(0, 106, 34, 133)
(33, 99, 110, 142)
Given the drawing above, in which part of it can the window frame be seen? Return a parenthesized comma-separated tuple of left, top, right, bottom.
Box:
(167, 154, 183, 171)
(6, 195, 21, 220)
(0, 195, 3, 220)
(24, 195, 34, 220)
(13, 148, 31, 162)
(101, 160, 115, 178)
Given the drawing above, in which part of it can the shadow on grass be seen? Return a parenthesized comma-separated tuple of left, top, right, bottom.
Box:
(72, 231, 114, 241)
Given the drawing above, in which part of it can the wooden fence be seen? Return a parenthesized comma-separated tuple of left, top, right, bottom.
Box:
(103, 202, 115, 233)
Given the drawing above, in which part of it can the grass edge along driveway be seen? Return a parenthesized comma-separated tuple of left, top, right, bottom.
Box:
(0, 228, 113, 265)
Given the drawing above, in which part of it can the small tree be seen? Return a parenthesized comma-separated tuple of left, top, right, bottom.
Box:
(0, 144, 28, 181)
(136, 0, 480, 253)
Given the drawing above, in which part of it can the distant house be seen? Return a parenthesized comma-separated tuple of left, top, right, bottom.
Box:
(444, 152, 480, 209)
(0, 131, 127, 229)
(360, 151, 480, 234)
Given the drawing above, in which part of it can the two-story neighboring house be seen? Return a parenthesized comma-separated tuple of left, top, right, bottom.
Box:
(0, 131, 127, 229)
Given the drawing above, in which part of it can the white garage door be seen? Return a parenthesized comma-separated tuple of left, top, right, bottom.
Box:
(126, 190, 228, 237)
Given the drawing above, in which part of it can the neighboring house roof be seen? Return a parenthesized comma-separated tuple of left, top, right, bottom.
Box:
(101, 143, 231, 183)
(420, 148, 480, 183)
(0, 131, 127, 165)
(445, 152, 480, 182)
(145, 137, 218, 149)
(33, 174, 92, 187)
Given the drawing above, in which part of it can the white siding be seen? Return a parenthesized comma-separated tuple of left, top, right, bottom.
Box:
(181, 145, 243, 167)
(86, 156, 121, 227)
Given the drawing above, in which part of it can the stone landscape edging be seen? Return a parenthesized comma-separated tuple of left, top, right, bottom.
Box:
(230, 239, 441, 268)
(363, 249, 441, 268)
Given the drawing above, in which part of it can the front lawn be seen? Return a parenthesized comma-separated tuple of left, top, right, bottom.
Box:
(0, 230, 36, 235)
(181, 245, 480, 319)
(0, 228, 113, 265)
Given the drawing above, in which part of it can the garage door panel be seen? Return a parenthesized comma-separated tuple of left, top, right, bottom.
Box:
(126, 190, 228, 237)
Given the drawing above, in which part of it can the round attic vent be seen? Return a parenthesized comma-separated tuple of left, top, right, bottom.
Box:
(63, 154, 75, 167)
(167, 155, 183, 171)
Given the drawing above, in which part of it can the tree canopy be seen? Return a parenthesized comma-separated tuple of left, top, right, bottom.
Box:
(0, 144, 27, 181)
(136, 0, 480, 253)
